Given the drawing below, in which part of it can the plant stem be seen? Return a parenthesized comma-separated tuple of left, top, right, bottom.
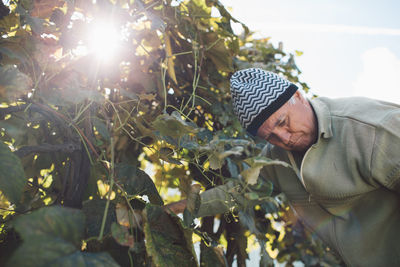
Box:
(98, 136, 115, 240)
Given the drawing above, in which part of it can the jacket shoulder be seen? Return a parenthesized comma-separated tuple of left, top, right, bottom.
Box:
(317, 97, 400, 126)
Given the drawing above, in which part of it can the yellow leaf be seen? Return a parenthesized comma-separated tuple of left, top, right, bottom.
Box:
(164, 33, 177, 84)
(138, 93, 156, 101)
(116, 203, 143, 229)
(116, 203, 130, 227)
(241, 165, 263, 185)
(295, 50, 304, 57)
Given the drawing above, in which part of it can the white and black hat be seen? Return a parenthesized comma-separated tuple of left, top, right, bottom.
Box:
(230, 68, 298, 136)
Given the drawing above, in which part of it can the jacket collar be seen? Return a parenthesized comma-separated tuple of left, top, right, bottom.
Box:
(309, 98, 333, 139)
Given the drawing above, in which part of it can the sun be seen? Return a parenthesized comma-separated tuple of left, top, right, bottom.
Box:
(86, 20, 123, 62)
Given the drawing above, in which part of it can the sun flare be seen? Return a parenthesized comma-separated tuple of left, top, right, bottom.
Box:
(88, 21, 121, 61)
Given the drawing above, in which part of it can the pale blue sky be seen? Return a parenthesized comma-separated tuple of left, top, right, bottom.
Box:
(220, 0, 400, 103)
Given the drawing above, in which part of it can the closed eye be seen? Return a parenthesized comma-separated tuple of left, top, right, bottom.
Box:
(278, 117, 286, 127)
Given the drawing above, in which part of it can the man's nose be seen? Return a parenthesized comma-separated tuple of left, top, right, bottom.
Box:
(275, 129, 291, 145)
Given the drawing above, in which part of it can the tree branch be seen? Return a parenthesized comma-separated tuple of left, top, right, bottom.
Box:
(0, 104, 28, 120)
(15, 143, 80, 157)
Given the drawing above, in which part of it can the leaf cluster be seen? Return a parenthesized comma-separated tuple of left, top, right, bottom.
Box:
(0, 0, 340, 266)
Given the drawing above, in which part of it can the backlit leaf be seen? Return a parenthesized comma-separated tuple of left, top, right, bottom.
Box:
(204, 33, 233, 72)
(241, 156, 291, 185)
(116, 163, 163, 205)
(92, 117, 110, 141)
(159, 147, 182, 165)
(241, 165, 263, 185)
(153, 111, 198, 139)
(0, 65, 32, 101)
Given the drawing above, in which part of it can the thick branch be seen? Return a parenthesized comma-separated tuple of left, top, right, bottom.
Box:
(15, 143, 80, 157)
(0, 104, 28, 120)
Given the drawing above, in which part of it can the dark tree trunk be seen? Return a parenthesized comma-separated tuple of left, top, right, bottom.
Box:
(226, 218, 248, 267)
(63, 144, 91, 208)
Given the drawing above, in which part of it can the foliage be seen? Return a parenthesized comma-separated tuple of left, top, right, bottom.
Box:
(0, 0, 341, 266)
(7, 205, 119, 267)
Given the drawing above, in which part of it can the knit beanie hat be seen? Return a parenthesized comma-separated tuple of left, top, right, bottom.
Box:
(230, 68, 298, 136)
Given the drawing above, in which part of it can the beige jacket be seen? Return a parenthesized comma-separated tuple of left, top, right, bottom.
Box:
(197, 97, 400, 266)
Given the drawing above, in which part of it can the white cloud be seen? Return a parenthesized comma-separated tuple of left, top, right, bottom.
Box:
(352, 47, 400, 103)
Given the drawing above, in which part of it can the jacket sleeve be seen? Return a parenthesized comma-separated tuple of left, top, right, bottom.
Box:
(370, 110, 400, 194)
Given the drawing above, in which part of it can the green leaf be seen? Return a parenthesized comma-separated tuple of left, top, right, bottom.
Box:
(187, 0, 211, 17)
(248, 179, 274, 199)
(0, 65, 32, 101)
(116, 163, 163, 205)
(200, 246, 227, 267)
(111, 222, 134, 248)
(204, 33, 233, 72)
(7, 237, 77, 267)
(25, 15, 46, 34)
(241, 156, 291, 185)
(13, 205, 84, 245)
(153, 111, 198, 139)
(82, 199, 117, 237)
(0, 115, 27, 146)
(0, 12, 19, 32)
(92, 117, 110, 141)
(159, 147, 182, 165)
(183, 184, 201, 227)
(0, 142, 27, 204)
(208, 146, 244, 170)
(241, 165, 263, 185)
(204, 139, 245, 170)
(143, 205, 198, 267)
(8, 239, 119, 267)
(226, 158, 239, 178)
(42, 71, 104, 106)
(8, 206, 119, 267)
(208, 152, 223, 170)
(118, 89, 139, 100)
(0, 45, 29, 65)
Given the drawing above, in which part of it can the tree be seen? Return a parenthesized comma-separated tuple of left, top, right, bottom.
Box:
(0, 0, 342, 266)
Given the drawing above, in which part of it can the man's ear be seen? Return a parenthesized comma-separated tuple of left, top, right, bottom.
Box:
(294, 90, 307, 104)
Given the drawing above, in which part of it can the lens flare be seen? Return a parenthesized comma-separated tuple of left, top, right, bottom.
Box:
(87, 21, 122, 62)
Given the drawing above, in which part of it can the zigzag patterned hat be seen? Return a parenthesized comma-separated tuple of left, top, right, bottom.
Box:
(230, 68, 298, 136)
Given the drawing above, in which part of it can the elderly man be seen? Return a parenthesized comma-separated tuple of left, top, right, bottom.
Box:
(168, 68, 400, 266)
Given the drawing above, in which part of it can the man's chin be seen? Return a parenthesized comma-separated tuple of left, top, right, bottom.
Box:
(288, 142, 311, 153)
(286, 137, 308, 152)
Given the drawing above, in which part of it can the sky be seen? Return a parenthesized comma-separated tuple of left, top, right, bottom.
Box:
(219, 0, 400, 103)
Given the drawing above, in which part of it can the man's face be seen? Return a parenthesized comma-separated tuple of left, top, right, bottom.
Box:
(256, 91, 318, 152)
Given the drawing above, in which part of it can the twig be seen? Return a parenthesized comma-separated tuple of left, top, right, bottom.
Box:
(27, 181, 52, 194)
(98, 136, 115, 240)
